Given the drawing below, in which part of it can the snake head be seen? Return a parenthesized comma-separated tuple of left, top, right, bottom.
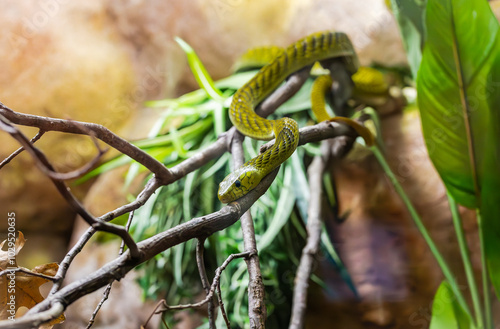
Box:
(218, 166, 260, 203)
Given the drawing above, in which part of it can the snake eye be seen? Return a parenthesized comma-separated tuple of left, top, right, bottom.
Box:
(235, 180, 241, 188)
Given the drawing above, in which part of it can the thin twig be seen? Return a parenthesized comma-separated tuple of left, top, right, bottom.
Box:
(85, 211, 136, 328)
(49, 227, 97, 294)
(217, 281, 231, 329)
(289, 141, 330, 329)
(160, 251, 255, 311)
(230, 131, 266, 328)
(85, 284, 112, 329)
(0, 130, 44, 169)
(196, 238, 217, 328)
(142, 300, 170, 329)
(42, 147, 107, 180)
(143, 250, 253, 328)
(51, 178, 159, 294)
(2, 301, 64, 329)
(0, 267, 57, 281)
(99, 177, 160, 222)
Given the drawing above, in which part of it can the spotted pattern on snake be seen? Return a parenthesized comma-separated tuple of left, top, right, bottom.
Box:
(218, 31, 359, 203)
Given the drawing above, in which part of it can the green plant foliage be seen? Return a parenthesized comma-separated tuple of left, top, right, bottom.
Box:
(389, 0, 426, 78)
(417, 0, 500, 298)
(429, 281, 475, 329)
(175, 37, 224, 102)
(121, 40, 361, 328)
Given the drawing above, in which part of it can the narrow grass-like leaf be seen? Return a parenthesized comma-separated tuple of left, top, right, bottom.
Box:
(389, 0, 426, 78)
(372, 145, 471, 317)
(169, 127, 187, 158)
(448, 193, 483, 327)
(183, 172, 197, 221)
(212, 101, 225, 136)
(175, 37, 224, 102)
(320, 229, 358, 297)
(257, 165, 295, 250)
(290, 151, 309, 221)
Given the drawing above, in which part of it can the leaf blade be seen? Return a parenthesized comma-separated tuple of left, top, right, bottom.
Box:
(429, 281, 475, 329)
(417, 0, 500, 299)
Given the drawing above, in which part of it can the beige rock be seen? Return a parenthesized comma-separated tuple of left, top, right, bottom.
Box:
(0, 1, 136, 238)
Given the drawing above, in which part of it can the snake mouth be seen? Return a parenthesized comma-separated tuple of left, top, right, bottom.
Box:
(217, 194, 233, 204)
(217, 182, 238, 203)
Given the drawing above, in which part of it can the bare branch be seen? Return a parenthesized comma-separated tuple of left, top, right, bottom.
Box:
(0, 113, 140, 260)
(289, 141, 330, 329)
(0, 267, 57, 282)
(261, 119, 356, 154)
(196, 238, 217, 328)
(0, 102, 172, 182)
(257, 67, 311, 117)
(230, 131, 267, 328)
(86, 210, 135, 328)
(217, 281, 231, 329)
(11, 168, 279, 328)
(160, 251, 254, 312)
(0, 130, 44, 169)
(85, 283, 112, 329)
(3, 301, 64, 329)
(43, 147, 107, 180)
(99, 177, 161, 222)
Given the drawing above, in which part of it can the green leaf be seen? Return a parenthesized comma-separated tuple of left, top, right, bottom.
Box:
(429, 281, 475, 329)
(417, 0, 499, 207)
(389, 0, 426, 78)
(481, 46, 500, 301)
(417, 0, 500, 297)
(257, 164, 295, 250)
(175, 37, 225, 102)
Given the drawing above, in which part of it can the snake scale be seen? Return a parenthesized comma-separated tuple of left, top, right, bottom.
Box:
(217, 31, 359, 203)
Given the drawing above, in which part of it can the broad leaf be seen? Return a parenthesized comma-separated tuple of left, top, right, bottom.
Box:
(417, 0, 500, 297)
(429, 281, 475, 329)
(0, 233, 64, 327)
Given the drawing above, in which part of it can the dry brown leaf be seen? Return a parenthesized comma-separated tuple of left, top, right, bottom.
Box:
(0, 232, 65, 327)
(0, 231, 26, 269)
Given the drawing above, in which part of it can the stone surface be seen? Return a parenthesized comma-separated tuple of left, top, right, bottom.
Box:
(0, 0, 136, 236)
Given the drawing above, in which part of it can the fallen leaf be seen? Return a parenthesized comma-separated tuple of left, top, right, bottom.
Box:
(0, 232, 65, 327)
(0, 231, 26, 269)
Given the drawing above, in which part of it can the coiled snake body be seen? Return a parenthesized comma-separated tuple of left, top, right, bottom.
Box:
(218, 31, 359, 203)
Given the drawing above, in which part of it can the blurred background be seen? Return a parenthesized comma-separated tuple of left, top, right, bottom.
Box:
(1, 0, 498, 328)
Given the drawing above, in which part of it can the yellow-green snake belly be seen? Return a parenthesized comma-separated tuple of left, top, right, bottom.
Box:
(218, 31, 358, 203)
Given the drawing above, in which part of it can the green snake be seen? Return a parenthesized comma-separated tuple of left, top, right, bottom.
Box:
(217, 31, 360, 203)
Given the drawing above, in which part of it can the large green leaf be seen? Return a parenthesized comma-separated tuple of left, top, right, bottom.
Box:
(429, 281, 475, 329)
(417, 0, 500, 297)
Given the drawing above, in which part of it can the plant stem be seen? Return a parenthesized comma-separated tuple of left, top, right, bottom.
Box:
(448, 193, 484, 329)
(477, 210, 493, 329)
(371, 145, 472, 318)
